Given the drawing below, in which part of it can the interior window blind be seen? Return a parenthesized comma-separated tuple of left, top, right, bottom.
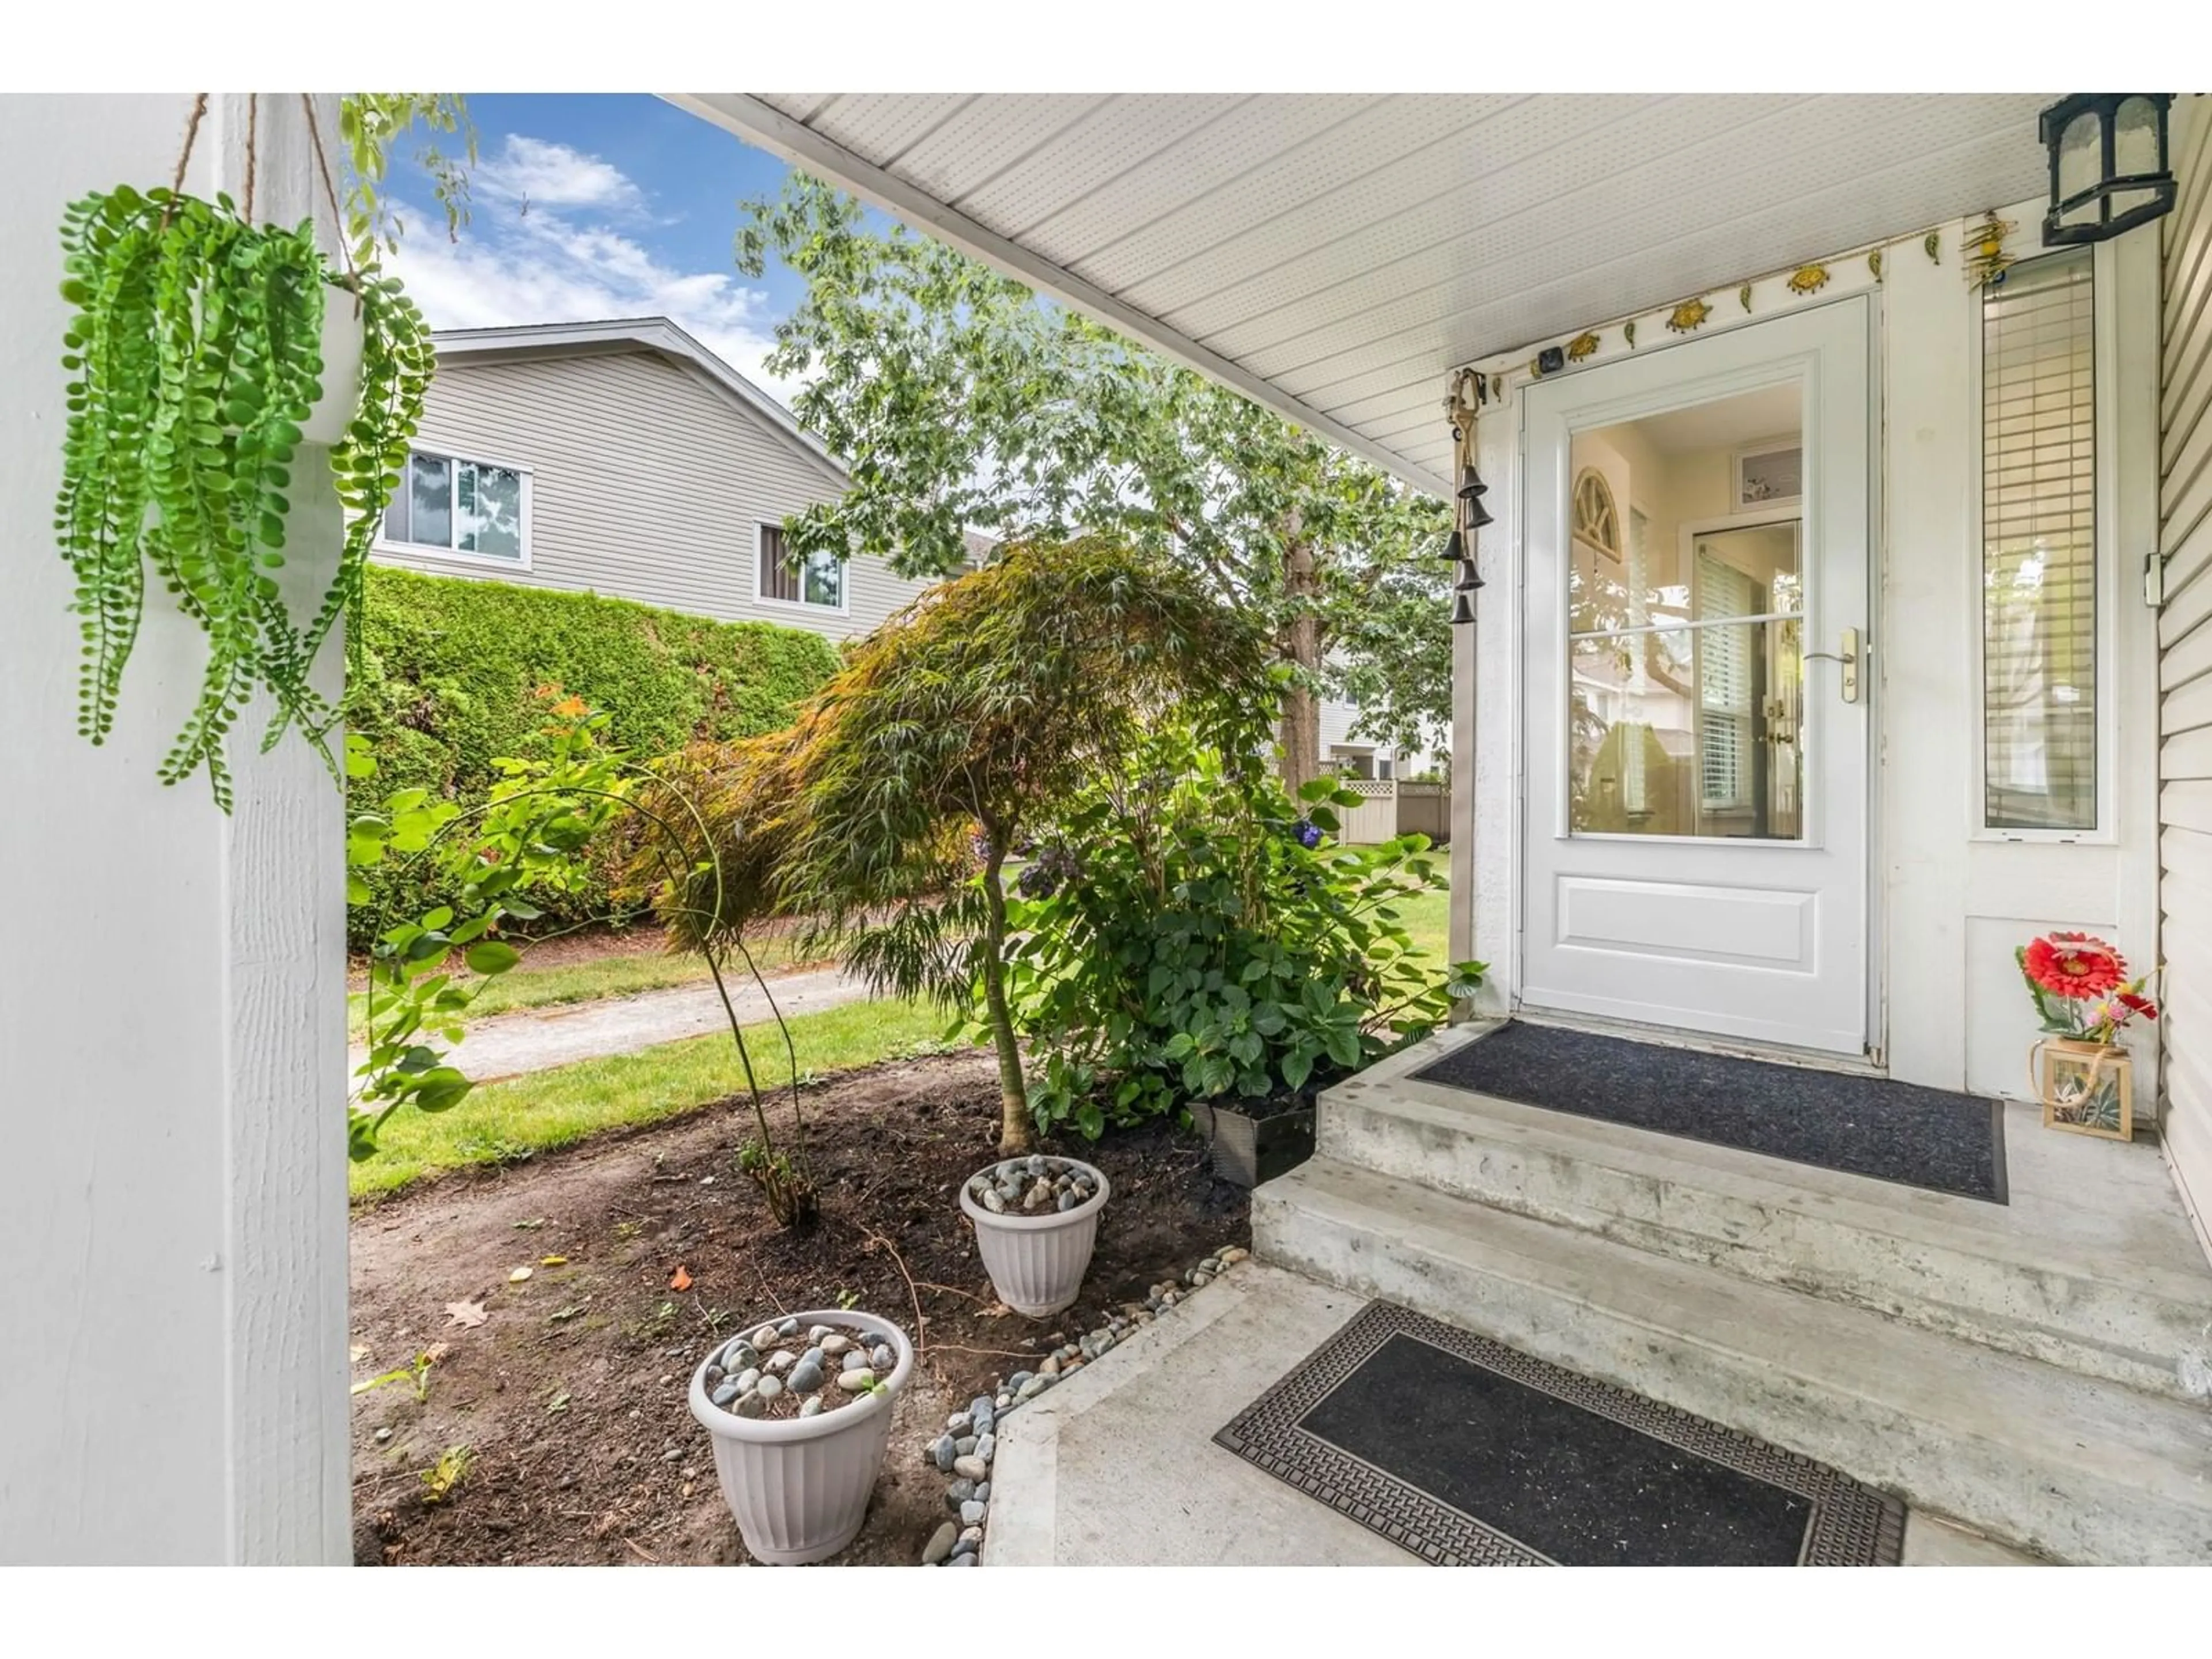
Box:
(759, 524, 801, 603)
(1696, 550, 1755, 810)
(1982, 248, 2096, 832)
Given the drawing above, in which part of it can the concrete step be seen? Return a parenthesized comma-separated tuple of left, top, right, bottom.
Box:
(1255, 1156, 2212, 1566)
(1320, 1027, 2212, 1404)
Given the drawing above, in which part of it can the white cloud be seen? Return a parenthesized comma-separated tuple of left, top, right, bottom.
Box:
(474, 134, 643, 214)
(385, 134, 805, 411)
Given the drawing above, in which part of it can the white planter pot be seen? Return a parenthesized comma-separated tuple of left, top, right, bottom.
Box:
(960, 1158, 1110, 1318)
(301, 282, 365, 447)
(687, 1308, 914, 1565)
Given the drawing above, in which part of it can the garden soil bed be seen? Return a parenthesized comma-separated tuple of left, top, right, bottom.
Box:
(349, 1048, 1249, 1566)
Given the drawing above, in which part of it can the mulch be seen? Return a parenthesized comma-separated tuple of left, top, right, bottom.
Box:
(349, 1047, 1251, 1566)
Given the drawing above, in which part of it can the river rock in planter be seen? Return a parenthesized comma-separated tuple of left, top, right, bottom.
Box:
(690, 1308, 913, 1565)
(959, 1156, 1111, 1319)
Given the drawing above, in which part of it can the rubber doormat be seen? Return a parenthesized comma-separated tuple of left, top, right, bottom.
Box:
(1411, 1021, 2008, 1202)
(1215, 1301, 1905, 1566)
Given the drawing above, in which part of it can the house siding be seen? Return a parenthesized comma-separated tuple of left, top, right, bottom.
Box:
(372, 347, 933, 641)
(2162, 96, 2212, 1245)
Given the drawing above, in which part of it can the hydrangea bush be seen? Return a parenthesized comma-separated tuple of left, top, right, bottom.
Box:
(983, 727, 1485, 1138)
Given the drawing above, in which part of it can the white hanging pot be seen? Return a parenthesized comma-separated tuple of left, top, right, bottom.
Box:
(687, 1308, 914, 1565)
(960, 1156, 1110, 1318)
(301, 281, 366, 447)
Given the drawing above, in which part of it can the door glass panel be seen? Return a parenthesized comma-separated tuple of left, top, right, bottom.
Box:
(1570, 619, 1805, 839)
(1567, 381, 1806, 840)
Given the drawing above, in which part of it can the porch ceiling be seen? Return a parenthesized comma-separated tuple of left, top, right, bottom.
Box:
(675, 93, 2054, 495)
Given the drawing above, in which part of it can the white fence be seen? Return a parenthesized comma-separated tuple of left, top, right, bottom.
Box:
(1334, 779, 1450, 844)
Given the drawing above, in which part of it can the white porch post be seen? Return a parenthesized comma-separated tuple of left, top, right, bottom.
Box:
(0, 94, 351, 1563)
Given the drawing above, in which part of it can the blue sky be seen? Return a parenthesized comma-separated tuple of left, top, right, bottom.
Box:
(386, 94, 817, 406)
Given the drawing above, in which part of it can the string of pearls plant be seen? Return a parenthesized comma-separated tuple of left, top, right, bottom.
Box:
(52, 94, 448, 808)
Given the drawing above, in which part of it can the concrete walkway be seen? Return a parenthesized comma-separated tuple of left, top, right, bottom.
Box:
(983, 1260, 2038, 1567)
(348, 964, 874, 1084)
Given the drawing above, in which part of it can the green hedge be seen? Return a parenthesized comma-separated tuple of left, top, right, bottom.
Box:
(346, 566, 843, 945)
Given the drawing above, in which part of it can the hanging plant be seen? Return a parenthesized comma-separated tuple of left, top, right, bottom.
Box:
(52, 95, 435, 808)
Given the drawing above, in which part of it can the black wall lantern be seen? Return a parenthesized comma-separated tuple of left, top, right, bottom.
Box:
(2040, 94, 2176, 247)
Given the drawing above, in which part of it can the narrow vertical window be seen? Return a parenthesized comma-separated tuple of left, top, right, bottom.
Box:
(1982, 249, 2097, 832)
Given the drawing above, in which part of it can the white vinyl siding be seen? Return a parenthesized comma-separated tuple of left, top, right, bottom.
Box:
(2160, 97, 2212, 1244)
(370, 347, 933, 641)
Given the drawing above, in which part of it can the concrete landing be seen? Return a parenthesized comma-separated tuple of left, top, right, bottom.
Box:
(1259, 1158, 2212, 1564)
(982, 1261, 2037, 1567)
(1324, 1022, 2212, 1401)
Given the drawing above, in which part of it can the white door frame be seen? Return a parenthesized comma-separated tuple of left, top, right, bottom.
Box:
(1513, 295, 1882, 1058)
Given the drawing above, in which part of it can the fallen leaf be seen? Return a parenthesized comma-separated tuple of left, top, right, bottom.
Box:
(547, 1299, 590, 1324)
(512, 1218, 544, 1230)
(983, 1301, 1012, 1319)
(422, 1342, 451, 1364)
(509, 1266, 533, 1283)
(669, 1264, 693, 1292)
(444, 1300, 487, 1328)
(539, 1255, 568, 1267)
(349, 1343, 370, 1364)
(546, 1388, 571, 1414)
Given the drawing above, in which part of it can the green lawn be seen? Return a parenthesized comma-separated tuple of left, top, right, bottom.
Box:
(346, 930, 825, 1037)
(1397, 887, 1450, 967)
(349, 882, 1461, 1202)
(350, 996, 952, 1200)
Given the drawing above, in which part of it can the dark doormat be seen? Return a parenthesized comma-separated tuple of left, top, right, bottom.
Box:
(1216, 1301, 1906, 1566)
(1411, 1021, 2007, 1203)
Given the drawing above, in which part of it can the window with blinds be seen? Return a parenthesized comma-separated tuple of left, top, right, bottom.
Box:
(758, 523, 801, 603)
(1695, 550, 1756, 810)
(1982, 248, 2097, 832)
(757, 523, 845, 610)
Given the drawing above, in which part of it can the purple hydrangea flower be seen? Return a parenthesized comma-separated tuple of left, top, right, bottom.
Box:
(1294, 819, 1322, 850)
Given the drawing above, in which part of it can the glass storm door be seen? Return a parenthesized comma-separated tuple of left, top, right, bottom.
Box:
(1519, 298, 1872, 1055)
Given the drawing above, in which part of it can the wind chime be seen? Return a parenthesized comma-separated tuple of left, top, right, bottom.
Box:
(1444, 372, 1488, 624)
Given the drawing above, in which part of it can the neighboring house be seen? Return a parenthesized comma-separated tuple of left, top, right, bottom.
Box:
(1319, 696, 1444, 782)
(370, 316, 939, 642)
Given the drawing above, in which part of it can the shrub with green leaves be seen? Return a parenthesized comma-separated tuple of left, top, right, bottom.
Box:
(988, 727, 1485, 1138)
(344, 567, 843, 944)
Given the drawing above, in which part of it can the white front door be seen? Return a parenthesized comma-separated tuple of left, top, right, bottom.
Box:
(1520, 298, 1873, 1055)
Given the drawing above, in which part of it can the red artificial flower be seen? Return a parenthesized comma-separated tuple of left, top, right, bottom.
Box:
(2118, 990, 2160, 1022)
(2024, 932, 2127, 1000)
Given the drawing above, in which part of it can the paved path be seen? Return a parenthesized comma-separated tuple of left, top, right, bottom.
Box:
(349, 964, 876, 1085)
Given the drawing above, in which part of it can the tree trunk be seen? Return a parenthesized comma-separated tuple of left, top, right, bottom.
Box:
(978, 843, 1033, 1154)
(1278, 535, 1323, 793)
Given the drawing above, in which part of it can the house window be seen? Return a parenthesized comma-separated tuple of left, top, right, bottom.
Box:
(1981, 248, 2097, 833)
(381, 450, 527, 562)
(1572, 468, 1620, 556)
(1695, 550, 1756, 812)
(757, 523, 845, 611)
